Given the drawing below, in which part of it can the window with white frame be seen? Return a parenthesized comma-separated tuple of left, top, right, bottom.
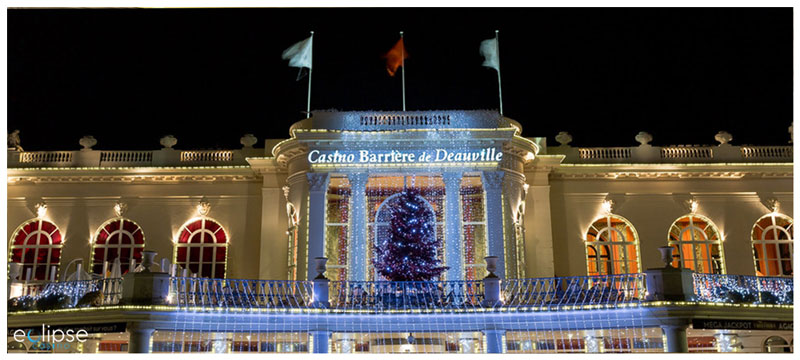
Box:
(584, 214, 640, 276)
(9, 218, 63, 281)
(667, 214, 725, 274)
(91, 218, 146, 275)
(175, 218, 228, 278)
(751, 213, 793, 277)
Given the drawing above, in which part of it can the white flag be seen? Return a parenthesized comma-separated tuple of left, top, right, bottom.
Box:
(480, 37, 499, 71)
(282, 35, 313, 69)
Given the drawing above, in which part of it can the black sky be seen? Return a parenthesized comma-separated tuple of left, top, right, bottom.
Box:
(7, 8, 793, 151)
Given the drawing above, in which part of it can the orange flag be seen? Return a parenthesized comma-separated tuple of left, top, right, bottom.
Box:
(383, 38, 409, 77)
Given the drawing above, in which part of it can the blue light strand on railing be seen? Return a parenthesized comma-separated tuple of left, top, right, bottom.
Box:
(692, 273, 793, 305)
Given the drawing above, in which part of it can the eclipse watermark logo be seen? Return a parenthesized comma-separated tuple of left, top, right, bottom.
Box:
(13, 324, 88, 350)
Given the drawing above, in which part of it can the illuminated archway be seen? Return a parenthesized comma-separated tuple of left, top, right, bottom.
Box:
(667, 214, 725, 274)
(174, 217, 229, 278)
(9, 218, 63, 281)
(91, 217, 146, 275)
(751, 213, 793, 277)
(584, 214, 640, 275)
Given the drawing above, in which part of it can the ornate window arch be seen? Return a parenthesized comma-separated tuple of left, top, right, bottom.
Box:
(174, 217, 229, 278)
(584, 214, 641, 275)
(751, 213, 793, 277)
(667, 214, 725, 274)
(91, 217, 146, 275)
(9, 218, 63, 281)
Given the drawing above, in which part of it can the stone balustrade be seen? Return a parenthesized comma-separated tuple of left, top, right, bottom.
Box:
(8, 148, 265, 168)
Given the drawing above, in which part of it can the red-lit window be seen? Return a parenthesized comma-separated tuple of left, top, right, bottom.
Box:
(175, 218, 228, 278)
(752, 213, 793, 277)
(91, 218, 146, 275)
(585, 215, 640, 276)
(9, 219, 63, 281)
(668, 214, 724, 274)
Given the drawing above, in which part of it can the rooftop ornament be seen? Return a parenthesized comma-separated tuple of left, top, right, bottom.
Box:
(160, 135, 178, 149)
(715, 131, 733, 145)
(7, 129, 22, 151)
(79, 135, 97, 151)
(555, 131, 573, 146)
(240, 134, 257, 148)
(635, 131, 653, 146)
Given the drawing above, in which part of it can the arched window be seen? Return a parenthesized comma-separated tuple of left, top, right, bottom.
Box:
(751, 213, 793, 277)
(91, 218, 145, 275)
(585, 215, 640, 275)
(9, 218, 63, 281)
(763, 336, 790, 353)
(175, 218, 229, 278)
(667, 214, 725, 274)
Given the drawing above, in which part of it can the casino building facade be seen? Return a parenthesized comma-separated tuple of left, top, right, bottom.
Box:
(6, 110, 794, 354)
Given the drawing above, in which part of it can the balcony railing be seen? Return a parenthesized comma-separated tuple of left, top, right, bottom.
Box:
(550, 144, 792, 164)
(170, 277, 314, 309)
(501, 274, 644, 308)
(9, 148, 262, 168)
(328, 280, 484, 310)
(692, 273, 793, 304)
(8, 278, 122, 311)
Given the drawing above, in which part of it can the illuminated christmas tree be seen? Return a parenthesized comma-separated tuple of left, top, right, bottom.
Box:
(374, 188, 447, 281)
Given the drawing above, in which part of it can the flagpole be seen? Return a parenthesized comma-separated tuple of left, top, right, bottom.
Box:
(400, 31, 406, 111)
(495, 30, 503, 117)
(306, 31, 314, 119)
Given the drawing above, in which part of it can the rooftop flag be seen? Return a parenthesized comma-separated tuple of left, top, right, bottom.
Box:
(282, 35, 313, 69)
(384, 37, 408, 77)
(282, 32, 315, 118)
(480, 37, 500, 71)
(480, 30, 504, 116)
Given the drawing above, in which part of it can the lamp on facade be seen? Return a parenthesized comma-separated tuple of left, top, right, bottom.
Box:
(688, 199, 698, 214)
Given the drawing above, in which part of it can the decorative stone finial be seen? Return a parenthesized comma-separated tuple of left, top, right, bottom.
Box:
(240, 134, 257, 148)
(635, 131, 653, 146)
(8, 129, 22, 151)
(715, 131, 733, 145)
(140, 250, 158, 272)
(79, 135, 97, 151)
(657, 246, 675, 268)
(314, 257, 328, 279)
(484, 256, 499, 277)
(197, 196, 211, 216)
(555, 131, 573, 146)
(114, 201, 128, 217)
(160, 135, 177, 149)
(35, 201, 47, 218)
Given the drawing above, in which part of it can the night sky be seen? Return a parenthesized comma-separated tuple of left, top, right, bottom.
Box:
(7, 8, 792, 151)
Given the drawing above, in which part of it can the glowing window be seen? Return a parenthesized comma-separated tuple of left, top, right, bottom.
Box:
(9, 218, 63, 281)
(585, 215, 640, 275)
(175, 218, 228, 278)
(326, 177, 350, 282)
(461, 179, 487, 281)
(751, 213, 793, 277)
(91, 218, 145, 275)
(667, 214, 725, 274)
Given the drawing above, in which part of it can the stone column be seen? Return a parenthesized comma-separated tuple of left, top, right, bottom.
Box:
(502, 174, 526, 278)
(127, 324, 155, 353)
(306, 173, 330, 280)
(484, 329, 505, 354)
(443, 172, 464, 281)
(662, 325, 689, 353)
(347, 173, 369, 281)
(311, 330, 331, 353)
(481, 171, 506, 279)
(525, 184, 555, 277)
(286, 174, 310, 280)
